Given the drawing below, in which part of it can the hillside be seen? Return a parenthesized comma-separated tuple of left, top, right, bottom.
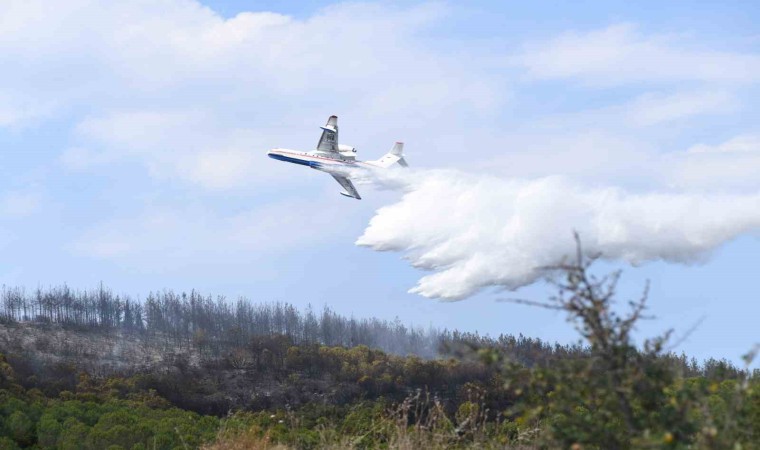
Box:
(0, 301, 576, 415)
(1, 267, 758, 449)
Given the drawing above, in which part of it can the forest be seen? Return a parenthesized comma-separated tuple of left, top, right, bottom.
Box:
(0, 283, 567, 361)
(0, 251, 758, 449)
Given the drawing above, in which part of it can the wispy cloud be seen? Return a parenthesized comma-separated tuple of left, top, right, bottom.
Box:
(624, 90, 737, 126)
(0, 1, 503, 190)
(66, 110, 278, 189)
(669, 135, 760, 190)
(0, 189, 42, 218)
(69, 195, 355, 267)
(516, 23, 760, 85)
(686, 135, 760, 154)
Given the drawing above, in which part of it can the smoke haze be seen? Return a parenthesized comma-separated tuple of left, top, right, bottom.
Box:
(356, 170, 760, 300)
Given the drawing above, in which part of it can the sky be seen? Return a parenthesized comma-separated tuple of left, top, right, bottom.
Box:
(0, 0, 758, 366)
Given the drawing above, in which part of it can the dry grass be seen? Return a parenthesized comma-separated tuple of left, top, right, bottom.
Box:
(203, 431, 290, 450)
(203, 391, 540, 450)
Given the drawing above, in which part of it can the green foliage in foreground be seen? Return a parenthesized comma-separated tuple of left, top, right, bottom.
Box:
(0, 355, 219, 450)
(0, 393, 219, 450)
(1, 347, 758, 450)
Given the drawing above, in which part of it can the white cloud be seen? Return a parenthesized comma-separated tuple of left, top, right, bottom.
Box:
(4, 5, 752, 192)
(68, 109, 289, 188)
(357, 170, 760, 300)
(668, 135, 760, 190)
(516, 23, 760, 85)
(0, 90, 56, 127)
(686, 135, 760, 154)
(466, 88, 741, 187)
(0, 190, 42, 218)
(70, 195, 355, 267)
(0, 1, 502, 189)
(479, 127, 760, 193)
(181, 148, 260, 190)
(60, 147, 116, 171)
(75, 111, 199, 153)
(625, 90, 737, 126)
(471, 130, 654, 184)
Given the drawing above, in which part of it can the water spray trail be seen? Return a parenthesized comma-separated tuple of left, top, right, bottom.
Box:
(356, 169, 760, 300)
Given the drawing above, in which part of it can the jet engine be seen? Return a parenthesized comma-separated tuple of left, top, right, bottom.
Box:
(338, 144, 357, 160)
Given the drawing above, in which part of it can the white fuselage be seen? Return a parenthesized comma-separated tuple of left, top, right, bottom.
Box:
(267, 148, 380, 176)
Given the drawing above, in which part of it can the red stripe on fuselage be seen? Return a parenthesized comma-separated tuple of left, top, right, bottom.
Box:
(276, 150, 381, 168)
(277, 150, 354, 164)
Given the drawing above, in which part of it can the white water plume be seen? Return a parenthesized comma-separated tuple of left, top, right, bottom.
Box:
(356, 169, 760, 300)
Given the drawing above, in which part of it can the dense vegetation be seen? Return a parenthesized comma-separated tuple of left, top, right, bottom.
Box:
(0, 339, 756, 449)
(0, 248, 757, 449)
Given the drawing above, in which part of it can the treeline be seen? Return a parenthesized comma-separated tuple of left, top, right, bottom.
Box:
(0, 285, 581, 364)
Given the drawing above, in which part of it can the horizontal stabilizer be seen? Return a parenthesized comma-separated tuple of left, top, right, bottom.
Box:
(369, 142, 409, 168)
(320, 115, 338, 132)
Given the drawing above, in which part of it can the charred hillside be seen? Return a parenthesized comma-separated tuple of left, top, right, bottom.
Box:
(0, 285, 743, 416)
(0, 285, 579, 362)
(0, 285, 594, 415)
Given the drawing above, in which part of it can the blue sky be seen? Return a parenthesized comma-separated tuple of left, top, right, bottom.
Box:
(0, 0, 758, 365)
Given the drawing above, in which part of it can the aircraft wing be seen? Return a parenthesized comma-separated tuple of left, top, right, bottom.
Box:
(331, 174, 361, 200)
(316, 115, 339, 153)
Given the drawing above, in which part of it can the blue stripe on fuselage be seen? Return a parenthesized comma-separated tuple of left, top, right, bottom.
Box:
(268, 153, 322, 168)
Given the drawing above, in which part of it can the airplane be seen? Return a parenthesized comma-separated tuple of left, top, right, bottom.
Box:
(267, 115, 408, 199)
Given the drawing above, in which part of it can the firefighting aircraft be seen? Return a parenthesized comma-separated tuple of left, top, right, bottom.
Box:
(267, 115, 407, 199)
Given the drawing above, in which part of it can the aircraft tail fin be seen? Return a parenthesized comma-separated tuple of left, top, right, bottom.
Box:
(317, 115, 339, 152)
(371, 142, 408, 168)
(323, 115, 338, 131)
